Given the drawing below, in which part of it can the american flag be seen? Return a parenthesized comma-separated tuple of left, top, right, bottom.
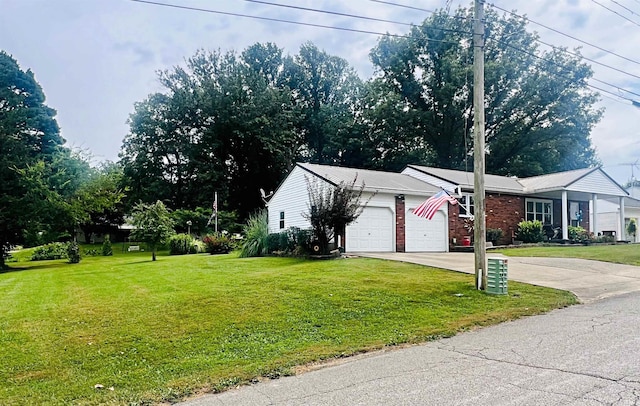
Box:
(413, 190, 458, 220)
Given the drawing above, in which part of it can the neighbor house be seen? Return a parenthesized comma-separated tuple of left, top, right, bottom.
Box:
(597, 196, 640, 242)
(267, 163, 629, 252)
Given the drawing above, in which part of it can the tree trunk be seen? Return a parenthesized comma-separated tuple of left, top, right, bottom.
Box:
(0, 248, 5, 270)
(152, 249, 157, 261)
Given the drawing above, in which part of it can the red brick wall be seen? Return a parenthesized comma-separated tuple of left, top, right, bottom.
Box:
(449, 194, 525, 247)
(448, 195, 593, 247)
(486, 194, 525, 244)
(395, 196, 405, 252)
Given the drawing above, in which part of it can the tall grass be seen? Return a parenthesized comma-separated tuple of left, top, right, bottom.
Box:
(239, 209, 269, 257)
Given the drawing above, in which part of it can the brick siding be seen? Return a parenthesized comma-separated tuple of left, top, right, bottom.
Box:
(395, 195, 405, 252)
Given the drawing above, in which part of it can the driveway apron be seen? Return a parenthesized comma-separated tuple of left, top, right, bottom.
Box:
(355, 252, 640, 303)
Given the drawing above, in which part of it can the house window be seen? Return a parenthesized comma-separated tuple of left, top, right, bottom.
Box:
(526, 199, 553, 224)
(279, 211, 285, 229)
(459, 194, 474, 218)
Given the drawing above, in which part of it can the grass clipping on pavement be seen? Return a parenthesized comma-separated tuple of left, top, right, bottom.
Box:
(0, 252, 576, 405)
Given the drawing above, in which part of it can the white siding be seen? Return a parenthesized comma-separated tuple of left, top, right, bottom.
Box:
(267, 166, 322, 233)
(597, 212, 620, 235)
(597, 203, 640, 242)
(569, 170, 626, 197)
(402, 167, 456, 192)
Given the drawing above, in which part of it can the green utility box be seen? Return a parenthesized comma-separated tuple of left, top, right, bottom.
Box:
(487, 257, 508, 295)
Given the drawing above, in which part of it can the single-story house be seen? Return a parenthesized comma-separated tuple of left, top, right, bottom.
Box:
(267, 162, 629, 252)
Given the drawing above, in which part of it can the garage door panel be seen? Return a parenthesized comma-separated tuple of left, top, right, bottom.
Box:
(346, 207, 393, 252)
(406, 209, 447, 252)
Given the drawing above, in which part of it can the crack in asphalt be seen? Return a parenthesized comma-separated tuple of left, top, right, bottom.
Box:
(436, 345, 625, 386)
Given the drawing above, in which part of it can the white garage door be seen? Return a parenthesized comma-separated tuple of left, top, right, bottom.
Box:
(346, 207, 394, 252)
(405, 209, 447, 252)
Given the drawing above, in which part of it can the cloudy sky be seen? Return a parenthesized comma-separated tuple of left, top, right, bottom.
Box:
(2, 0, 639, 184)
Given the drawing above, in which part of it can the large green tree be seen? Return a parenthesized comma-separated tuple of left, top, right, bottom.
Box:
(368, 7, 601, 176)
(0, 51, 66, 267)
(283, 43, 364, 166)
(120, 44, 326, 218)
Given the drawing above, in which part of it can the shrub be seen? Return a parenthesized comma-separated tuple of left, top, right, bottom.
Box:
(595, 234, 615, 243)
(568, 226, 594, 243)
(168, 233, 197, 255)
(516, 220, 545, 243)
(627, 218, 637, 239)
(83, 248, 100, 256)
(486, 228, 503, 245)
(102, 235, 113, 256)
(67, 242, 81, 263)
(266, 231, 290, 253)
(31, 242, 69, 261)
(240, 210, 269, 258)
(203, 234, 233, 254)
(193, 239, 206, 253)
(265, 227, 314, 255)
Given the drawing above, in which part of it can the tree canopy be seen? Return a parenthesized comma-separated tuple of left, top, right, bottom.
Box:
(0, 51, 66, 267)
(368, 7, 601, 176)
(120, 8, 603, 223)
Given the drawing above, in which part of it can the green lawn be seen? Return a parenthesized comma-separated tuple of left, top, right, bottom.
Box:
(495, 243, 640, 265)
(1, 250, 576, 405)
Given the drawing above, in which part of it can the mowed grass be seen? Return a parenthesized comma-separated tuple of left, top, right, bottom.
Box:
(1, 250, 576, 405)
(495, 243, 640, 265)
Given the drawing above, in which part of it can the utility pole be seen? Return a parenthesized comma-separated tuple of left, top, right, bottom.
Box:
(473, 0, 487, 290)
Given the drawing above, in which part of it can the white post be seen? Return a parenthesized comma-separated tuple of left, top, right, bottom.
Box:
(592, 193, 598, 236)
(620, 196, 625, 241)
(562, 191, 569, 240)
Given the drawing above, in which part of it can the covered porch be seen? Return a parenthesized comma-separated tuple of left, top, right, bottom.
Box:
(519, 167, 629, 241)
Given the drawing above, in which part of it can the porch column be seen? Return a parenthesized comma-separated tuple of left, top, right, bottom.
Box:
(592, 193, 598, 236)
(620, 196, 625, 241)
(562, 190, 569, 240)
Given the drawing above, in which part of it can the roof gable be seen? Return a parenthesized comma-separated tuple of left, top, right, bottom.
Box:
(520, 167, 628, 196)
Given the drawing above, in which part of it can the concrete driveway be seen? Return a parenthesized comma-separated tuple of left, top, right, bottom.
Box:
(356, 252, 640, 303)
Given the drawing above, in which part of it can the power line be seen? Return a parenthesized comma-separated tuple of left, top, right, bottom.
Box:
(243, 0, 416, 27)
(609, 0, 640, 18)
(240, 0, 472, 35)
(368, 0, 472, 21)
(535, 37, 640, 81)
(591, 0, 640, 28)
(371, 0, 640, 80)
(368, 0, 436, 15)
(131, 0, 639, 104)
(129, 0, 462, 45)
(489, 36, 640, 103)
(488, 3, 640, 66)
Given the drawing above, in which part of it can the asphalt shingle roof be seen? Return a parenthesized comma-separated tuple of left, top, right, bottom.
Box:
(518, 168, 596, 192)
(407, 165, 525, 194)
(298, 163, 440, 195)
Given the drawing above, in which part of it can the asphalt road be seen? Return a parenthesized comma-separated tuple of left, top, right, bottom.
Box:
(182, 291, 640, 406)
